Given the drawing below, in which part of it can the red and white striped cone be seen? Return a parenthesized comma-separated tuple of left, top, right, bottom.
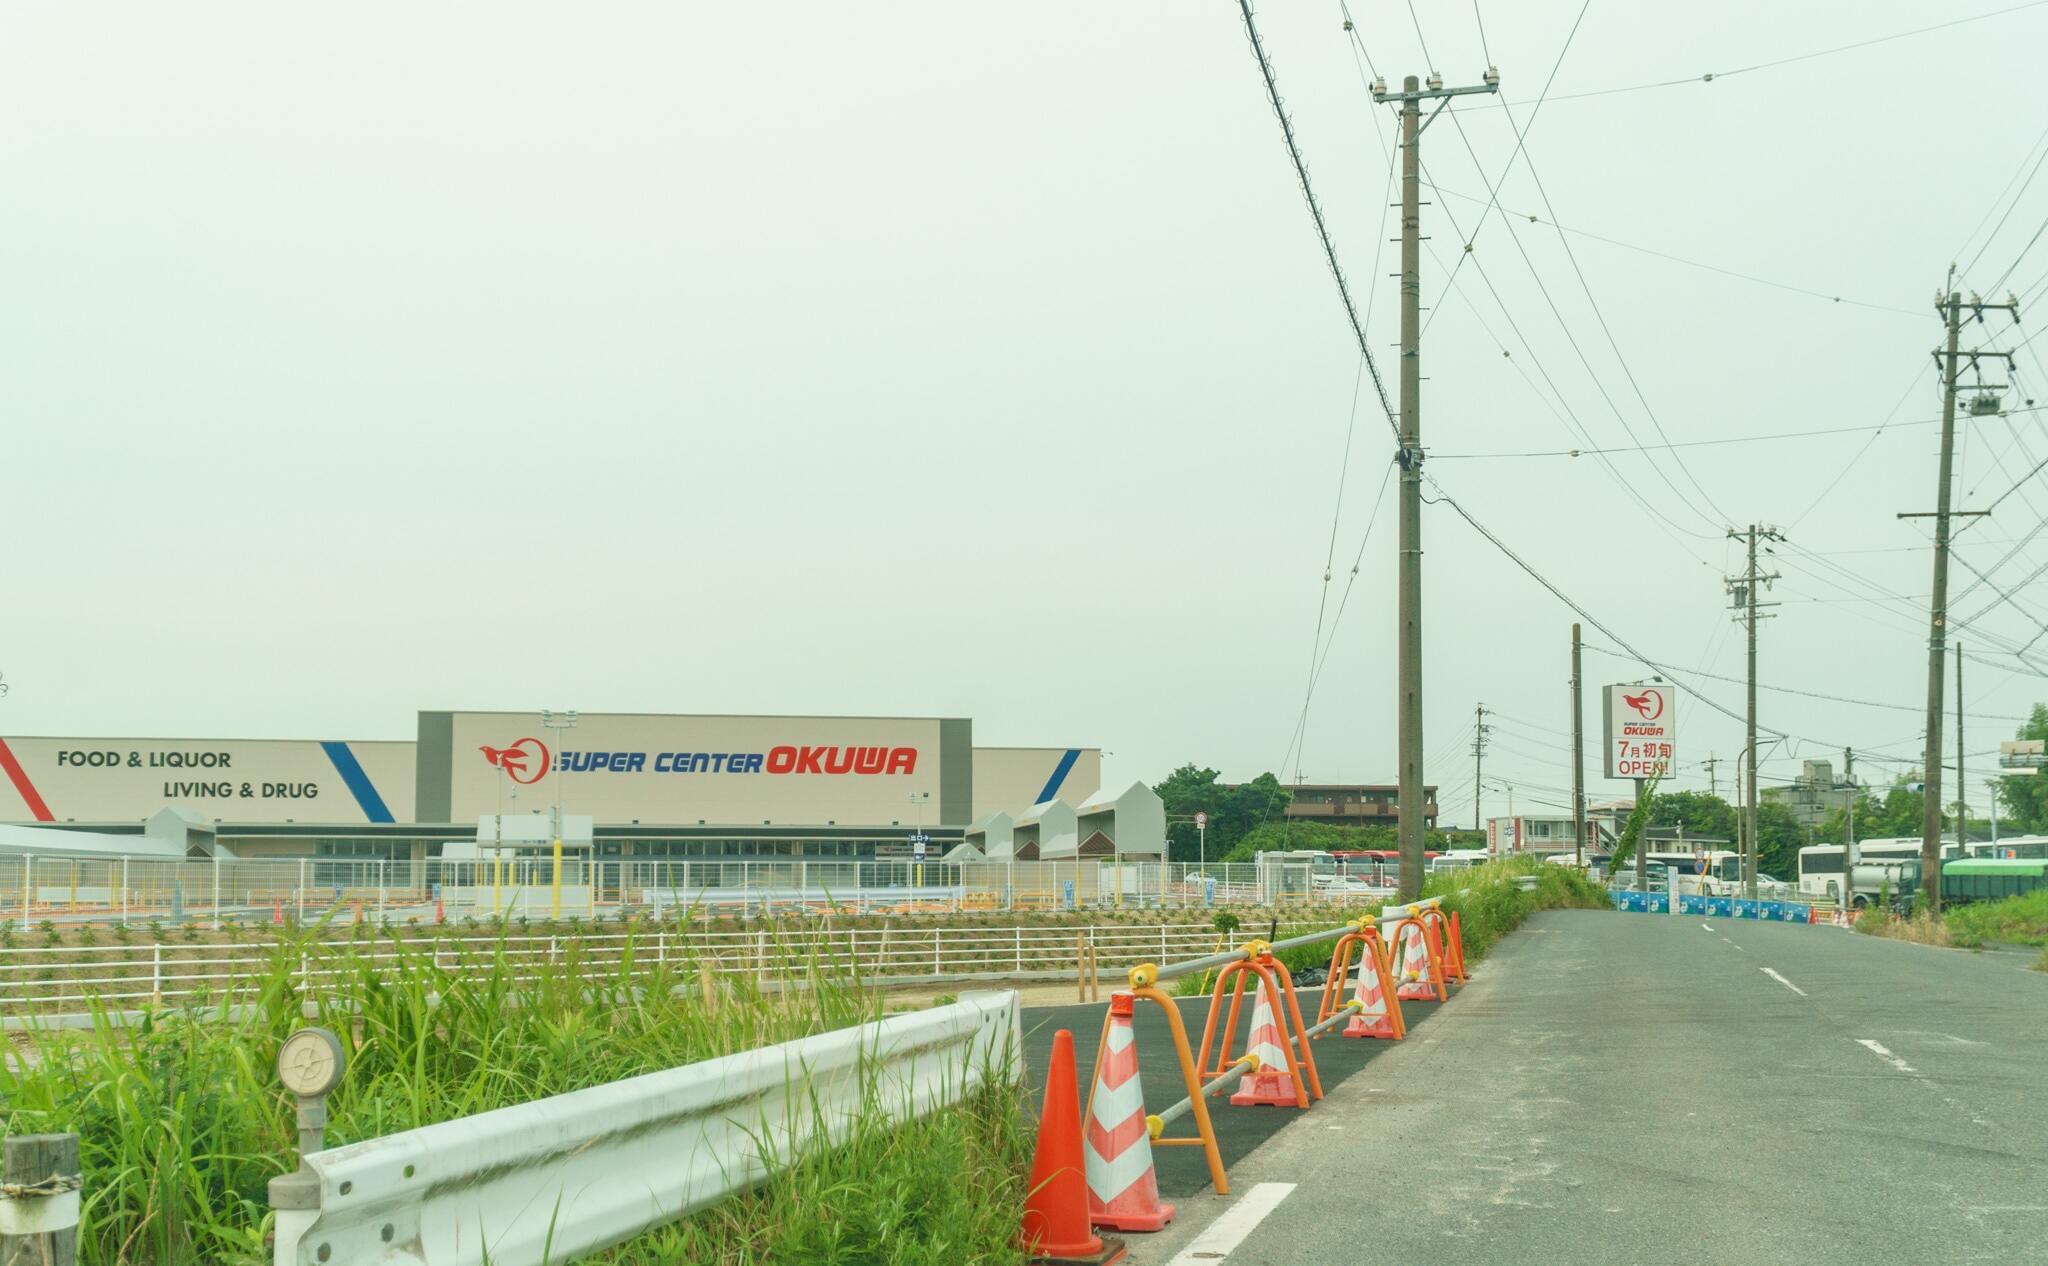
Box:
(1085, 995, 1174, 1232)
(1343, 942, 1399, 1039)
(1394, 920, 1436, 1002)
(1229, 978, 1301, 1108)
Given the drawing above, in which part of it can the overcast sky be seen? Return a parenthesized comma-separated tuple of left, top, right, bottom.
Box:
(4, 2, 2047, 822)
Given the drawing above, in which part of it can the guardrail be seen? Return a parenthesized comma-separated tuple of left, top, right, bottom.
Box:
(0, 920, 1343, 1015)
(274, 990, 1022, 1266)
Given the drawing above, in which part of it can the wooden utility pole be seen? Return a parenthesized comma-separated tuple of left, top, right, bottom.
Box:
(1572, 624, 1586, 867)
(1371, 67, 1499, 901)
(1842, 746, 1856, 912)
(1909, 283, 2018, 912)
(2, 1133, 79, 1266)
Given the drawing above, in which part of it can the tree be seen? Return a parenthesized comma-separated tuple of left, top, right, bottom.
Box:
(1646, 790, 1737, 847)
(1755, 801, 1807, 880)
(1152, 765, 1292, 864)
(1996, 703, 2048, 832)
(1606, 778, 1659, 875)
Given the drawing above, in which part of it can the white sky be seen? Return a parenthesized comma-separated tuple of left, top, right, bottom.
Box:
(4, 2, 2046, 822)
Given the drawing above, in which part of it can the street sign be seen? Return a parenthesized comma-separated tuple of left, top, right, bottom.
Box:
(1603, 684, 1678, 779)
(2000, 739, 2044, 769)
(1194, 812, 1207, 829)
(909, 831, 930, 861)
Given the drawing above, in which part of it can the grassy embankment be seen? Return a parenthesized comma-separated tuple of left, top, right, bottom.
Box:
(1857, 890, 2048, 970)
(0, 924, 1030, 1265)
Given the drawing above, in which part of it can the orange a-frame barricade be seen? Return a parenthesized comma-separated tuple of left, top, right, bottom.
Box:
(1388, 915, 1451, 1003)
(1314, 918, 1406, 1040)
(1088, 964, 1235, 1195)
(1417, 907, 1466, 986)
(1190, 943, 1323, 1109)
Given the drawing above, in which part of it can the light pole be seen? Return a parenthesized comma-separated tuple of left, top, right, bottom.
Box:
(908, 791, 931, 890)
(542, 709, 577, 920)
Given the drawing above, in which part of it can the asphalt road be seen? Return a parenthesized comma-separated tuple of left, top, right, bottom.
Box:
(1113, 911, 2048, 1265)
(1022, 985, 1445, 1198)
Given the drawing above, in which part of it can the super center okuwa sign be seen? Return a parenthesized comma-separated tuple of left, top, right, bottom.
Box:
(1603, 684, 1677, 779)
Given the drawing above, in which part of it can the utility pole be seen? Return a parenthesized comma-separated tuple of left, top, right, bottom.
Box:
(1471, 703, 1491, 832)
(1372, 66, 1500, 901)
(1842, 746, 1856, 912)
(1727, 524, 1783, 899)
(1907, 281, 2018, 913)
(1702, 754, 1719, 799)
(1571, 623, 1586, 867)
(1956, 643, 1966, 862)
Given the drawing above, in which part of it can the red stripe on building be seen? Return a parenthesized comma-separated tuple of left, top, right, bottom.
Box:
(0, 739, 54, 821)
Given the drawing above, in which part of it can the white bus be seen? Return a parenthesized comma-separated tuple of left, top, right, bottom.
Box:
(1797, 838, 1957, 907)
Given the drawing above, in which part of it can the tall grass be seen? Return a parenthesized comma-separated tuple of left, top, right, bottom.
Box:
(1943, 889, 2048, 948)
(0, 917, 937, 1265)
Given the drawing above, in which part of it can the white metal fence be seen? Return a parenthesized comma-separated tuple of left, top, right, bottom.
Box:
(0, 919, 1326, 1013)
(0, 855, 1392, 925)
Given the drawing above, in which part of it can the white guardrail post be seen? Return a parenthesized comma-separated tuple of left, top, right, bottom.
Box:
(273, 990, 1022, 1266)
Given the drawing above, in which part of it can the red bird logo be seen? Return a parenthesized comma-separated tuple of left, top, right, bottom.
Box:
(1622, 690, 1665, 721)
(480, 737, 550, 785)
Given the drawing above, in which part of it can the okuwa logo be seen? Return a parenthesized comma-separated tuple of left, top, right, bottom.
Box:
(1621, 689, 1666, 722)
(480, 738, 551, 785)
(478, 740, 916, 778)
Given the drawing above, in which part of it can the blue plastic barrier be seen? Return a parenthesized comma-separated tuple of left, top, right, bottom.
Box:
(1707, 896, 1734, 918)
(1678, 894, 1709, 915)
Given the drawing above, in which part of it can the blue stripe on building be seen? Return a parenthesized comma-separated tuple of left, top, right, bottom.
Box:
(1035, 748, 1082, 805)
(320, 741, 396, 823)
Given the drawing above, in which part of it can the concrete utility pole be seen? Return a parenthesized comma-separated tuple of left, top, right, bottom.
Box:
(1702, 754, 1719, 799)
(1727, 525, 1783, 898)
(1908, 282, 2018, 912)
(1571, 623, 1586, 867)
(1956, 645, 1966, 862)
(1471, 703, 1491, 832)
(1372, 66, 1499, 901)
(1842, 746, 1856, 912)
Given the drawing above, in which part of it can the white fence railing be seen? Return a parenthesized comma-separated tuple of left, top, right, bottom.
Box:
(0, 855, 1395, 924)
(0, 920, 1336, 1013)
(274, 990, 1023, 1266)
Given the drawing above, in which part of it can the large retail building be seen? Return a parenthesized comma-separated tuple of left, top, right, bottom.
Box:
(0, 711, 1101, 864)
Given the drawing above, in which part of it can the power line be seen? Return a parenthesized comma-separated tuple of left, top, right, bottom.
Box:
(1517, 0, 2048, 105)
(1235, 0, 1397, 437)
(1421, 182, 1925, 317)
(1429, 409, 2045, 459)
(1579, 641, 2033, 721)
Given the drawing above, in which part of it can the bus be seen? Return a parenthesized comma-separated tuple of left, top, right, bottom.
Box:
(1797, 838, 1959, 907)
(1645, 850, 1741, 882)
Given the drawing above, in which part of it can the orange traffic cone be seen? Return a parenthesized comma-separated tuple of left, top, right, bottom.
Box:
(1230, 978, 1302, 1107)
(1394, 920, 1439, 1002)
(1085, 995, 1173, 1232)
(435, 895, 446, 925)
(271, 897, 284, 926)
(1022, 1030, 1127, 1265)
(1343, 938, 1401, 1040)
(1448, 911, 1469, 978)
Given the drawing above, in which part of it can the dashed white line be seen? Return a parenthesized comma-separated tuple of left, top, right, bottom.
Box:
(1722, 938, 1745, 952)
(1761, 967, 1807, 996)
(1164, 1182, 1296, 1265)
(1701, 922, 1715, 931)
(1855, 1038, 1918, 1075)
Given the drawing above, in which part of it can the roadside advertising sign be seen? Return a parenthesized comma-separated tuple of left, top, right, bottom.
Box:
(1602, 684, 1677, 779)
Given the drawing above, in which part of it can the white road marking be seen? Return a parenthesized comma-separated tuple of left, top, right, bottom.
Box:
(1701, 922, 1715, 931)
(1761, 967, 1807, 996)
(1855, 1038, 1917, 1075)
(1722, 938, 1745, 952)
(1165, 1182, 1296, 1265)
